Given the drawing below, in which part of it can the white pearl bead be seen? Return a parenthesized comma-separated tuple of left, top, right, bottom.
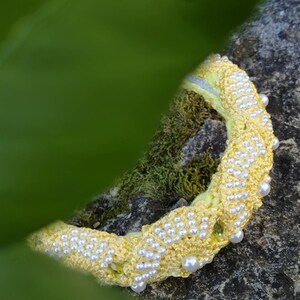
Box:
(242, 172, 248, 179)
(149, 270, 157, 276)
(235, 193, 242, 200)
(142, 273, 150, 280)
(234, 220, 241, 227)
(187, 212, 194, 218)
(260, 150, 267, 156)
(272, 137, 279, 150)
(80, 232, 87, 239)
(100, 241, 107, 249)
(146, 238, 153, 244)
(265, 175, 271, 183)
(153, 254, 161, 260)
(134, 276, 142, 282)
(71, 237, 78, 243)
(100, 262, 108, 268)
(200, 223, 208, 230)
(131, 282, 147, 293)
(248, 158, 254, 164)
(203, 257, 213, 264)
(172, 236, 180, 242)
(164, 238, 172, 244)
(176, 222, 184, 228)
(105, 256, 113, 264)
(138, 249, 146, 256)
(230, 230, 244, 243)
(199, 231, 207, 239)
(78, 240, 85, 246)
(179, 230, 187, 236)
(95, 248, 103, 255)
(151, 242, 159, 249)
(188, 220, 196, 226)
(145, 252, 154, 259)
(157, 247, 166, 254)
(258, 181, 271, 197)
(229, 207, 237, 214)
(182, 256, 200, 272)
(202, 216, 209, 222)
(163, 222, 171, 229)
(154, 226, 161, 234)
(190, 228, 198, 235)
(259, 94, 269, 106)
(90, 255, 98, 261)
(167, 228, 175, 235)
(158, 232, 166, 239)
(71, 229, 78, 236)
(107, 249, 114, 255)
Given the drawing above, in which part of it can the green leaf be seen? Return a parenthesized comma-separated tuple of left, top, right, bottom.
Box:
(0, 0, 259, 244)
(0, 243, 132, 300)
(0, 1, 46, 45)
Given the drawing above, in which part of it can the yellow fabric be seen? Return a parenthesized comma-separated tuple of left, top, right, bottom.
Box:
(29, 55, 275, 287)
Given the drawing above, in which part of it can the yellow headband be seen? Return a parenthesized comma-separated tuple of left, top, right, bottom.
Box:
(29, 54, 278, 293)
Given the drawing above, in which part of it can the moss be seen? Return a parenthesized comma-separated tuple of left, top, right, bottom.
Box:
(173, 153, 220, 201)
(116, 90, 224, 204)
(73, 89, 225, 225)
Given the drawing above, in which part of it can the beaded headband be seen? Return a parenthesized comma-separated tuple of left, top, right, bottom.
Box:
(29, 55, 278, 293)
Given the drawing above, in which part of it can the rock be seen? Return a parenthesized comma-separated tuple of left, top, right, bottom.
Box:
(169, 198, 189, 210)
(181, 119, 227, 165)
(102, 193, 164, 235)
(71, 0, 300, 298)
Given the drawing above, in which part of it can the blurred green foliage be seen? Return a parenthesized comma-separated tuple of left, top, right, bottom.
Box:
(0, 242, 132, 300)
(0, 1, 45, 44)
(0, 0, 258, 299)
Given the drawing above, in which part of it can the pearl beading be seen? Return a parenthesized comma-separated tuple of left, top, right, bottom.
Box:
(29, 55, 277, 292)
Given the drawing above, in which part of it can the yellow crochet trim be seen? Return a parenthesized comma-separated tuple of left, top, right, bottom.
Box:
(29, 54, 277, 293)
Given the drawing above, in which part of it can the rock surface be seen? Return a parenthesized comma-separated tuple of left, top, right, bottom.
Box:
(181, 119, 227, 165)
(71, 0, 300, 299)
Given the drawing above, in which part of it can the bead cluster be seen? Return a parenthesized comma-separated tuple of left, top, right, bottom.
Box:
(30, 54, 277, 292)
(131, 211, 215, 290)
(45, 228, 117, 270)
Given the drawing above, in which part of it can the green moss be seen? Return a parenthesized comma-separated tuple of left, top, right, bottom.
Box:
(116, 90, 224, 204)
(173, 153, 220, 201)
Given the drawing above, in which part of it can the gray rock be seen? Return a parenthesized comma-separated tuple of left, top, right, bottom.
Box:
(181, 119, 227, 165)
(72, 0, 300, 298)
(169, 198, 190, 210)
(102, 193, 164, 235)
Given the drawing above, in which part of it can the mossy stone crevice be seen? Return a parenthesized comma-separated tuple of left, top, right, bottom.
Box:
(70, 90, 226, 230)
